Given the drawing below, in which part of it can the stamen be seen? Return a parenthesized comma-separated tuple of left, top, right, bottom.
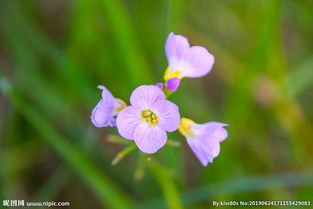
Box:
(178, 117, 195, 138)
(143, 111, 152, 117)
(114, 98, 127, 114)
(141, 109, 159, 125)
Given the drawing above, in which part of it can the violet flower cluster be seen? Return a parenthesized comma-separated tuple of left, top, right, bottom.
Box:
(91, 32, 228, 166)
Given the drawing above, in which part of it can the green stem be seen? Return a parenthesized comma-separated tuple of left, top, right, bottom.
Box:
(164, 88, 174, 98)
(166, 140, 181, 147)
(134, 154, 146, 181)
(149, 160, 183, 209)
(111, 144, 136, 166)
(107, 134, 132, 145)
(1, 77, 133, 209)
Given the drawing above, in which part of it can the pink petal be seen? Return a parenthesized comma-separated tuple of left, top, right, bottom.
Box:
(130, 85, 165, 109)
(181, 46, 215, 78)
(186, 121, 228, 166)
(187, 139, 213, 166)
(203, 122, 228, 142)
(133, 122, 167, 154)
(98, 85, 116, 103)
(91, 99, 115, 127)
(116, 106, 141, 140)
(151, 100, 180, 132)
(201, 138, 221, 159)
(165, 32, 190, 65)
(187, 139, 220, 166)
(91, 86, 117, 127)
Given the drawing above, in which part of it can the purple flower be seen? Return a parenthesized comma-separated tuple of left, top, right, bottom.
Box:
(164, 32, 215, 80)
(116, 85, 180, 154)
(91, 85, 126, 127)
(165, 77, 180, 92)
(179, 118, 228, 166)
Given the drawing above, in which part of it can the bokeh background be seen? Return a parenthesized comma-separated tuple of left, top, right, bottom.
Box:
(1, 0, 313, 208)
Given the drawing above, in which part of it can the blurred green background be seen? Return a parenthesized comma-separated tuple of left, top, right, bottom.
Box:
(1, 0, 313, 208)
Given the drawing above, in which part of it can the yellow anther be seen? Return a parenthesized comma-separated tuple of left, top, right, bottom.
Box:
(143, 110, 152, 117)
(141, 109, 159, 126)
(152, 118, 158, 124)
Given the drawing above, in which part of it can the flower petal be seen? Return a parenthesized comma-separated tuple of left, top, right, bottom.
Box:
(91, 99, 115, 127)
(187, 138, 219, 166)
(116, 106, 141, 140)
(98, 85, 116, 104)
(165, 32, 190, 65)
(203, 122, 228, 142)
(180, 46, 215, 78)
(151, 100, 180, 132)
(186, 121, 228, 166)
(187, 139, 211, 166)
(130, 85, 165, 109)
(133, 122, 167, 154)
(91, 86, 117, 127)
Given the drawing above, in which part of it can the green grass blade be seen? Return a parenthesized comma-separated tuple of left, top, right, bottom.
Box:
(137, 171, 313, 208)
(287, 57, 313, 97)
(1, 77, 133, 209)
(96, 0, 153, 85)
(150, 161, 183, 209)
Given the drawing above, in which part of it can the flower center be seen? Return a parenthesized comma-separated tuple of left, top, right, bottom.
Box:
(178, 117, 195, 138)
(114, 98, 127, 115)
(141, 109, 158, 126)
(164, 67, 182, 81)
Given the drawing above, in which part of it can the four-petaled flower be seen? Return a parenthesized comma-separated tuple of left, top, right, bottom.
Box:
(179, 118, 228, 166)
(164, 32, 215, 81)
(116, 85, 180, 154)
(91, 32, 229, 164)
(91, 85, 126, 127)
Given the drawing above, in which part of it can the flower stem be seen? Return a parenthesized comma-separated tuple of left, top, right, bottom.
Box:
(149, 160, 183, 209)
(111, 144, 136, 166)
(134, 154, 146, 181)
(166, 140, 181, 147)
(164, 87, 174, 98)
(107, 134, 131, 145)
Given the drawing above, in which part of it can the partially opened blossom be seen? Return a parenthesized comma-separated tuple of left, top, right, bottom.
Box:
(116, 85, 180, 154)
(91, 85, 126, 127)
(166, 77, 180, 92)
(164, 32, 215, 80)
(179, 117, 228, 166)
(155, 82, 164, 89)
